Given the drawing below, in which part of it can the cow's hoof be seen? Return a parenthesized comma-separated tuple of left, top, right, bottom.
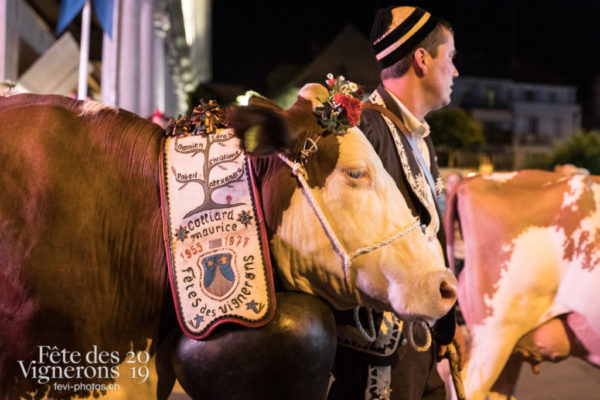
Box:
(172, 292, 336, 400)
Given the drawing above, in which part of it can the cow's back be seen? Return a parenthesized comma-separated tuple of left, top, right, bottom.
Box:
(0, 94, 168, 398)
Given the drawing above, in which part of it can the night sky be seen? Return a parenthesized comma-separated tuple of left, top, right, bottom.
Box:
(211, 0, 600, 98)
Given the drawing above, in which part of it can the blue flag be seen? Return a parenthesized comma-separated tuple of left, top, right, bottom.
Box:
(91, 0, 114, 37)
(56, 0, 115, 38)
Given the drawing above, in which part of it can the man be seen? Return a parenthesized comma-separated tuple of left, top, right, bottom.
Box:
(330, 6, 464, 400)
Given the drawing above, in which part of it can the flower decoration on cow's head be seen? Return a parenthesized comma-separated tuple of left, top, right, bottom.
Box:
(165, 99, 227, 137)
(312, 74, 364, 134)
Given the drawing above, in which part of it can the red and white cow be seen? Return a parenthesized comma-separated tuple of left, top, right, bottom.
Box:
(445, 170, 600, 400)
(232, 86, 458, 322)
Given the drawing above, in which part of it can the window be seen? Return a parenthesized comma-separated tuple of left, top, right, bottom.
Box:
(554, 118, 563, 137)
(487, 89, 496, 107)
(525, 90, 536, 102)
(528, 117, 539, 136)
(573, 111, 580, 127)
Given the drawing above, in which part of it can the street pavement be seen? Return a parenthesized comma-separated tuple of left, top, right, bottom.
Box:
(169, 357, 600, 399)
(516, 357, 600, 400)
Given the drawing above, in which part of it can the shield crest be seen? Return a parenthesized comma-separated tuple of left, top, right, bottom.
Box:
(200, 252, 236, 298)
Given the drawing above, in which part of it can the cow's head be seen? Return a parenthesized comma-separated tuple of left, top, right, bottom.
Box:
(230, 84, 456, 323)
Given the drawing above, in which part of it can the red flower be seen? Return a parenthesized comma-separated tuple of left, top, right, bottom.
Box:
(333, 93, 362, 126)
(326, 78, 337, 87)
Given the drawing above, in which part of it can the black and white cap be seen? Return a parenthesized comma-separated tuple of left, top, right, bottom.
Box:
(372, 6, 440, 69)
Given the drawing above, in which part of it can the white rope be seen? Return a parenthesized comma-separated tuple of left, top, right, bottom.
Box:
(277, 145, 421, 343)
(300, 137, 319, 164)
(278, 152, 419, 281)
(278, 152, 353, 284)
(350, 222, 419, 260)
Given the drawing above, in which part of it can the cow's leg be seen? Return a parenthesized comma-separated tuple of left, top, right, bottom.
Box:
(460, 225, 568, 399)
(564, 313, 600, 367)
(488, 354, 522, 400)
(436, 358, 457, 400)
(465, 317, 572, 400)
(171, 292, 336, 400)
(463, 324, 524, 400)
(468, 316, 579, 400)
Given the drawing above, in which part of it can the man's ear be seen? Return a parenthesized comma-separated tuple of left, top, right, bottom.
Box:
(414, 48, 428, 76)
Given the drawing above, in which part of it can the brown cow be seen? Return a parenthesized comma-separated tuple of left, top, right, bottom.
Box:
(0, 89, 456, 399)
(0, 93, 333, 400)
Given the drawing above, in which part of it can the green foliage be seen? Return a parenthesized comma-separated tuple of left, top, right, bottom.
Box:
(526, 130, 600, 174)
(426, 107, 485, 150)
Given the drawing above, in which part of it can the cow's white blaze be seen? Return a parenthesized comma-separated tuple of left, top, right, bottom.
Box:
(272, 127, 455, 321)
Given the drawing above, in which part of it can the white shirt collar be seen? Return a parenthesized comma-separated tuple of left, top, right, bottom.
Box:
(385, 89, 430, 140)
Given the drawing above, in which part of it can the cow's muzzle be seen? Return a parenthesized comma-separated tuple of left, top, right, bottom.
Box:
(437, 270, 458, 313)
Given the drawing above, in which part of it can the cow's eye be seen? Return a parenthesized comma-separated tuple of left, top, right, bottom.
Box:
(340, 167, 371, 187)
(346, 169, 365, 179)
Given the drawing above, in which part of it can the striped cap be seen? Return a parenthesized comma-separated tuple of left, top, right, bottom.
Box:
(372, 7, 440, 69)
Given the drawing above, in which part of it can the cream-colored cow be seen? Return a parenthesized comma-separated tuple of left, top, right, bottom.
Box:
(232, 85, 457, 323)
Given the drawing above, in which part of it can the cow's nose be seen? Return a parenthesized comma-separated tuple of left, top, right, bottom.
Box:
(440, 279, 457, 300)
(437, 271, 457, 311)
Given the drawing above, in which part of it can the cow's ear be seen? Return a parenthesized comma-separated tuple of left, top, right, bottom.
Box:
(228, 104, 291, 156)
(248, 96, 283, 113)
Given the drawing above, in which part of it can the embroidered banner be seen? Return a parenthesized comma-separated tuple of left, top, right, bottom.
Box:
(160, 129, 276, 339)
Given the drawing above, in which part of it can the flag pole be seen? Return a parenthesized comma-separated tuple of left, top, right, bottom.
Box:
(77, 0, 92, 100)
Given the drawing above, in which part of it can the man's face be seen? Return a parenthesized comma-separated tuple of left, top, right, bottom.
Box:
(423, 28, 459, 111)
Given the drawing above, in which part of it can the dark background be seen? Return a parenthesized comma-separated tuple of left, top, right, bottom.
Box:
(212, 1, 600, 97)
(23, 0, 600, 126)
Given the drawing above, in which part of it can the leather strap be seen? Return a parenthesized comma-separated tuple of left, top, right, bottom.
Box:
(361, 102, 410, 136)
(361, 102, 438, 195)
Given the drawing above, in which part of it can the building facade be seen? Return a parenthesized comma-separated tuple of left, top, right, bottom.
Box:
(0, 0, 212, 117)
(451, 76, 581, 169)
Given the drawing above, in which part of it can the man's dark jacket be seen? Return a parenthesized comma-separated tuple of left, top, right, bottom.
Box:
(360, 85, 456, 345)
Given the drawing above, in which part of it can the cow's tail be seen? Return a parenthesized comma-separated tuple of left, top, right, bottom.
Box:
(444, 185, 461, 275)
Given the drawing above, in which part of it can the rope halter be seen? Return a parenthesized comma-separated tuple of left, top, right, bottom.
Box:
(277, 151, 419, 286)
(277, 137, 427, 346)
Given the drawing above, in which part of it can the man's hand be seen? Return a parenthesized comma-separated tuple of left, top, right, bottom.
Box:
(437, 323, 467, 370)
